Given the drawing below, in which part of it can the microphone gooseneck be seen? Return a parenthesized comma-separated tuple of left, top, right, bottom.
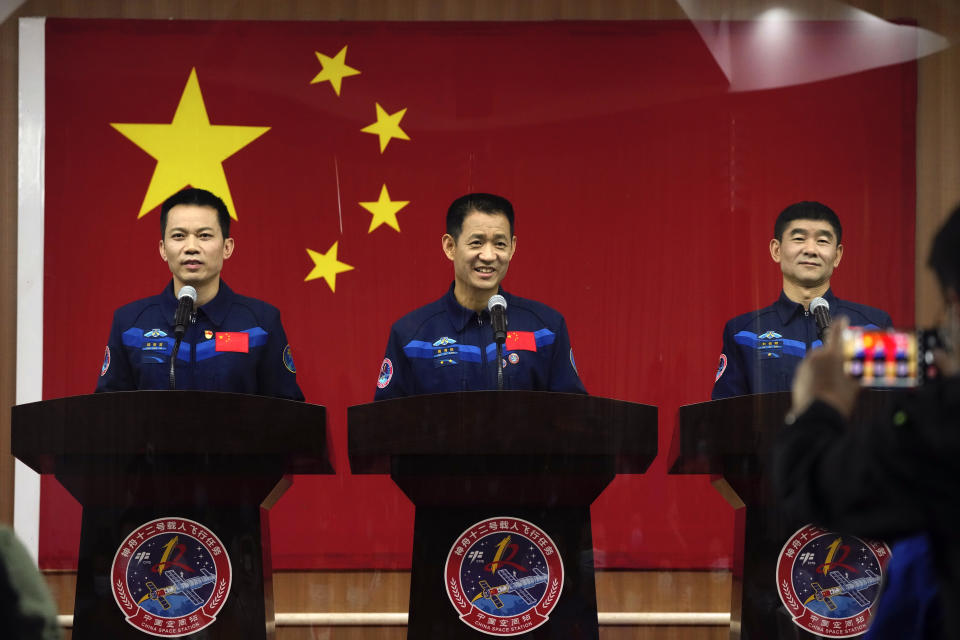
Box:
(170, 286, 198, 390)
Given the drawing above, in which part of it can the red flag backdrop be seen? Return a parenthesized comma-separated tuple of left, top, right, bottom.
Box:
(39, 19, 915, 570)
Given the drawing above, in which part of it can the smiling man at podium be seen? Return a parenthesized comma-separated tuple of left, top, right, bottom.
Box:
(373, 192, 585, 400)
(776, 206, 960, 640)
(712, 201, 891, 399)
(95, 188, 304, 400)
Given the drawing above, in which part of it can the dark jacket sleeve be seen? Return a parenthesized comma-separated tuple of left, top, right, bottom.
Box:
(0, 527, 62, 640)
(373, 324, 414, 401)
(547, 316, 586, 394)
(711, 320, 748, 399)
(257, 308, 304, 401)
(773, 392, 950, 541)
(95, 310, 135, 392)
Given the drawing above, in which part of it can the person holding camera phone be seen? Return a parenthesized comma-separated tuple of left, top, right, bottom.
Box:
(775, 205, 960, 639)
(711, 201, 892, 399)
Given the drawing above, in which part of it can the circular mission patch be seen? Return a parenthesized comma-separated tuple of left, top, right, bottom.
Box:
(111, 516, 232, 637)
(445, 516, 563, 636)
(776, 523, 891, 638)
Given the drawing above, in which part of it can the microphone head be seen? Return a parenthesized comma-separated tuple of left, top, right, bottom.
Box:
(810, 297, 830, 314)
(177, 285, 198, 303)
(487, 294, 507, 312)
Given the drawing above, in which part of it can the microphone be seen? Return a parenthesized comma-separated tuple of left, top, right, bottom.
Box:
(173, 286, 197, 339)
(810, 296, 831, 342)
(170, 286, 197, 391)
(487, 294, 508, 344)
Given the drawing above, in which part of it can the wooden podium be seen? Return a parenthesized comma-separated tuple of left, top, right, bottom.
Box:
(668, 391, 900, 639)
(11, 391, 332, 640)
(349, 391, 657, 639)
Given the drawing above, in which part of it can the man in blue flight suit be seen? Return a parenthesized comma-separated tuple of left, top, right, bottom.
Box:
(775, 205, 960, 640)
(712, 201, 891, 399)
(374, 192, 585, 399)
(96, 188, 304, 400)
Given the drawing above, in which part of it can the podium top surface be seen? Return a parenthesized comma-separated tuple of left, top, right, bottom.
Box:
(668, 389, 903, 475)
(347, 390, 657, 474)
(12, 391, 333, 475)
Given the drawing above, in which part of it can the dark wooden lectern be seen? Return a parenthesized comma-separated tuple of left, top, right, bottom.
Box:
(11, 391, 331, 640)
(349, 391, 657, 639)
(668, 391, 899, 639)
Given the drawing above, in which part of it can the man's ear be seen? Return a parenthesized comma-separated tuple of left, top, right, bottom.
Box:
(442, 234, 456, 261)
(769, 238, 781, 264)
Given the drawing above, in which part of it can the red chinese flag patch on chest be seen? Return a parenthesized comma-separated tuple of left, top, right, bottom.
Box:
(506, 331, 537, 352)
(215, 331, 249, 353)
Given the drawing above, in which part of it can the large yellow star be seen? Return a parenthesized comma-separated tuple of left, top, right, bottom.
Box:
(360, 103, 410, 153)
(305, 241, 354, 292)
(310, 45, 361, 96)
(359, 184, 409, 233)
(111, 68, 270, 220)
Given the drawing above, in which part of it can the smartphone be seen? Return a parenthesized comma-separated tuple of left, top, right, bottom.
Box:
(841, 327, 944, 387)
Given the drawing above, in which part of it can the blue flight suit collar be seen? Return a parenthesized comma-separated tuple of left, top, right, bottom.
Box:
(159, 279, 236, 328)
(773, 287, 837, 326)
(443, 282, 510, 332)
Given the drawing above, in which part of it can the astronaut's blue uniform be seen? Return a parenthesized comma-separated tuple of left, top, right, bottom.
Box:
(96, 281, 304, 400)
(712, 289, 891, 399)
(374, 284, 586, 400)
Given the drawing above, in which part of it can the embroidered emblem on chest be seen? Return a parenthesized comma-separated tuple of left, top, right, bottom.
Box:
(434, 345, 459, 367)
(758, 330, 783, 358)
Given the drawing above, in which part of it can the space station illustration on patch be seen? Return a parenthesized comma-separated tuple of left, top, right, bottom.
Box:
(111, 517, 232, 636)
(445, 516, 563, 636)
(776, 524, 891, 638)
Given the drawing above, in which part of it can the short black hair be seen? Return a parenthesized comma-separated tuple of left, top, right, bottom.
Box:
(160, 188, 231, 238)
(929, 203, 960, 296)
(774, 201, 842, 245)
(446, 193, 515, 239)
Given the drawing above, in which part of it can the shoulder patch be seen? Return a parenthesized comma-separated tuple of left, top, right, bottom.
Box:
(377, 358, 394, 389)
(101, 346, 111, 376)
(715, 354, 727, 382)
(282, 344, 296, 373)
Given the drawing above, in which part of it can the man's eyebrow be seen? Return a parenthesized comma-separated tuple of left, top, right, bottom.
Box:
(169, 225, 215, 233)
(788, 227, 833, 237)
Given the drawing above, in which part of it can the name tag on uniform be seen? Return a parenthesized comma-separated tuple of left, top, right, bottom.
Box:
(506, 331, 537, 352)
(215, 332, 249, 353)
(434, 345, 459, 367)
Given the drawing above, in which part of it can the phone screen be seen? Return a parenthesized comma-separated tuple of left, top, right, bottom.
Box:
(841, 327, 919, 387)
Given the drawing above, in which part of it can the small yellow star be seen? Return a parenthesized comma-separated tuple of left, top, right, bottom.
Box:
(111, 68, 269, 220)
(309, 45, 361, 96)
(305, 241, 354, 292)
(360, 102, 410, 153)
(359, 184, 409, 233)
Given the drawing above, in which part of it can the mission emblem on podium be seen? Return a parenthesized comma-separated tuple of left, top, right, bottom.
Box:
(111, 517, 232, 636)
(777, 523, 891, 638)
(445, 516, 564, 636)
